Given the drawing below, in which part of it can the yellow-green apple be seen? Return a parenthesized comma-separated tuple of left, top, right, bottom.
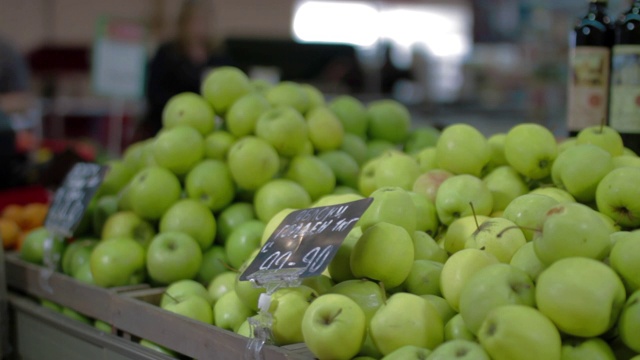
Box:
(465, 218, 526, 263)
(329, 279, 384, 323)
(235, 262, 265, 311)
(318, 151, 360, 189)
(207, 272, 236, 303)
(358, 157, 382, 197)
(421, 295, 456, 324)
(146, 232, 202, 285)
(428, 340, 490, 360)
(561, 337, 616, 360)
(94, 320, 112, 332)
(227, 136, 280, 191)
(404, 126, 440, 154)
(596, 167, 640, 228)
(459, 263, 535, 334)
(329, 95, 368, 138)
(415, 147, 438, 173)
(266, 81, 310, 114)
(128, 166, 181, 220)
(40, 299, 62, 312)
(504, 123, 557, 180)
(440, 249, 498, 311)
(269, 286, 317, 345)
(301, 84, 325, 110)
(535, 257, 626, 337)
(92, 195, 119, 236)
(382, 345, 432, 360)
(225, 220, 265, 269)
(435, 124, 490, 177)
(619, 290, 640, 352)
(444, 314, 476, 342)
(502, 193, 558, 241)
(213, 290, 254, 331)
(408, 192, 439, 235)
(610, 231, 640, 291)
(551, 144, 613, 202)
(139, 339, 178, 357)
(302, 294, 367, 360)
(160, 199, 216, 251)
(328, 227, 361, 282)
(529, 187, 576, 203)
(203, 131, 235, 160)
(236, 319, 252, 338)
(482, 166, 528, 211)
(201, 66, 251, 114)
(413, 169, 454, 203)
(285, 155, 336, 201)
(152, 125, 204, 175)
(216, 202, 255, 242)
(256, 106, 309, 157)
(97, 160, 134, 197)
(367, 99, 411, 144)
(162, 92, 214, 135)
(413, 231, 448, 263)
(576, 125, 624, 156)
(478, 305, 561, 360)
(613, 155, 640, 169)
(402, 260, 444, 296)
(487, 133, 508, 169)
(558, 137, 577, 153)
(370, 293, 443, 354)
(367, 142, 398, 162)
(435, 175, 493, 226)
(61, 307, 91, 325)
(534, 203, 613, 264)
(102, 211, 155, 249)
(122, 141, 145, 172)
(161, 279, 213, 307)
(312, 193, 363, 208)
(226, 92, 270, 137)
(302, 275, 334, 295)
(443, 215, 490, 254)
(164, 294, 213, 324)
(185, 160, 235, 212)
(73, 262, 95, 284)
(359, 186, 417, 234)
(307, 106, 344, 151)
(254, 179, 311, 223)
(61, 238, 97, 276)
(351, 222, 414, 289)
(90, 237, 145, 287)
(341, 133, 368, 165)
(374, 152, 420, 190)
(509, 242, 546, 281)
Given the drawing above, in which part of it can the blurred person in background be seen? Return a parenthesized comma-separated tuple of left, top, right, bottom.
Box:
(134, 0, 229, 140)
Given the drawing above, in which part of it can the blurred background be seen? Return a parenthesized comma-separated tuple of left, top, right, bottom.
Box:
(0, 0, 629, 188)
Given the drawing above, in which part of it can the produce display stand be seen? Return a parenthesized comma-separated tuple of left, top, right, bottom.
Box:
(4, 253, 313, 360)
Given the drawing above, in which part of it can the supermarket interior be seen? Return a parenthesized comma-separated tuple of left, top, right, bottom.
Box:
(2, 0, 640, 359)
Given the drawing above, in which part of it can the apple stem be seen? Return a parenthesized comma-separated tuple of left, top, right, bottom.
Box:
(469, 202, 479, 230)
(164, 292, 179, 303)
(497, 225, 539, 238)
(220, 260, 239, 273)
(599, 117, 605, 134)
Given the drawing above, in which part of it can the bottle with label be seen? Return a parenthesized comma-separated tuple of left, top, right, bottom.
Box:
(610, 0, 640, 154)
(567, 0, 614, 136)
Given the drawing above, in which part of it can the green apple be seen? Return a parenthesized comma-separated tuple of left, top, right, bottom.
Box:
(164, 294, 213, 324)
(435, 175, 493, 226)
(435, 124, 490, 177)
(307, 106, 344, 151)
(73, 262, 95, 284)
(459, 263, 535, 335)
(404, 126, 440, 154)
(413, 231, 448, 263)
(421, 295, 456, 324)
(487, 133, 508, 169)
(216, 202, 255, 243)
(504, 123, 557, 180)
(576, 125, 624, 156)
(261, 208, 295, 245)
(122, 141, 146, 172)
(610, 232, 640, 291)
(117, 184, 133, 211)
(214, 290, 254, 331)
(536, 257, 626, 337)
(358, 157, 382, 197)
(402, 260, 444, 296)
(225, 220, 264, 269)
(128, 166, 181, 220)
(311, 193, 363, 208)
(101, 211, 156, 249)
(94, 320, 112, 333)
(529, 187, 576, 204)
(234, 264, 265, 312)
(596, 167, 640, 228)
(551, 144, 613, 202)
(302, 293, 367, 360)
(478, 305, 561, 360)
(613, 155, 640, 168)
(269, 286, 317, 345)
(140, 139, 158, 168)
(534, 203, 612, 264)
(146, 232, 202, 285)
(359, 186, 417, 234)
(226, 92, 270, 137)
(161, 279, 213, 307)
(329, 95, 368, 138)
(203, 131, 235, 160)
(444, 314, 476, 342)
(370, 293, 443, 354)
(236, 319, 253, 338)
(227, 136, 280, 191)
(341, 133, 368, 165)
(482, 166, 528, 212)
(414, 148, 437, 174)
(201, 66, 251, 114)
(328, 227, 361, 282)
(40, 299, 62, 312)
(408, 192, 439, 235)
(509, 242, 546, 281)
(443, 215, 490, 254)
(160, 199, 216, 251)
(301, 84, 325, 110)
(254, 179, 311, 223)
(329, 279, 385, 323)
(62, 238, 97, 276)
(428, 340, 489, 360)
(162, 92, 214, 135)
(561, 337, 616, 360)
(440, 249, 499, 311)
(139, 339, 178, 357)
(97, 160, 134, 197)
(90, 237, 145, 287)
(351, 222, 414, 289)
(619, 289, 640, 352)
(207, 271, 236, 303)
(318, 150, 360, 189)
(465, 218, 527, 263)
(152, 125, 204, 175)
(367, 140, 397, 160)
(558, 137, 577, 153)
(255, 106, 308, 157)
(92, 195, 118, 236)
(302, 275, 334, 295)
(197, 246, 228, 285)
(383, 345, 432, 360)
(185, 159, 235, 212)
(367, 99, 411, 144)
(266, 81, 310, 114)
(502, 193, 559, 241)
(374, 152, 421, 190)
(19, 227, 63, 266)
(61, 307, 91, 325)
(286, 155, 336, 200)
(412, 169, 454, 203)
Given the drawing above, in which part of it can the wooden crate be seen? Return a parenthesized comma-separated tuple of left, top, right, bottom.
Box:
(5, 253, 314, 360)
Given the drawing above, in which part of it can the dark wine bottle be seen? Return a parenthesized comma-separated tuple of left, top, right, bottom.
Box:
(567, 0, 614, 137)
(610, 0, 640, 154)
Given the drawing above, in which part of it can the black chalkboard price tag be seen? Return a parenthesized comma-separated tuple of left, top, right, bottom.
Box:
(240, 198, 373, 282)
(44, 162, 107, 237)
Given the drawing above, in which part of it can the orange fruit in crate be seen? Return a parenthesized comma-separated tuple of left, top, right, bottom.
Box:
(0, 218, 21, 249)
(2, 204, 23, 224)
(20, 203, 48, 230)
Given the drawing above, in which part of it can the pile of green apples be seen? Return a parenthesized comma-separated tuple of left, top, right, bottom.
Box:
(18, 65, 640, 360)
